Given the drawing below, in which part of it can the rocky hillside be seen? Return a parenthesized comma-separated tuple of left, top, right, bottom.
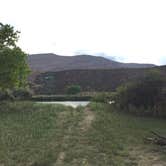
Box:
(32, 66, 166, 94)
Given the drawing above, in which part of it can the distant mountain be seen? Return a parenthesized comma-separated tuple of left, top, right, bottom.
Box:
(28, 53, 156, 72)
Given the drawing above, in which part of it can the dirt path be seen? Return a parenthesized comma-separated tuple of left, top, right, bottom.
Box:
(79, 107, 95, 132)
(55, 152, 65, 166)
(54, 107, 95, 166)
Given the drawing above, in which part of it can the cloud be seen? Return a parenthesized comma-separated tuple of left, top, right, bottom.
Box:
(94, 53, 125, 62)
(159, 56, 166, 65)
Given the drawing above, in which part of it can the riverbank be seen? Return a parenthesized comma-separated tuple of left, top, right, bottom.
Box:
(31, 94, 92, 101)
(0, 102, 165, 165)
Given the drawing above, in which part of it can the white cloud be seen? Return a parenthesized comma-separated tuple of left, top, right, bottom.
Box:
(0, 0, 166, 64)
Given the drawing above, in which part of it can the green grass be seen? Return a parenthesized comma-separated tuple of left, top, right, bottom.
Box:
(0, 102, 84, 166)
(87, 103, 166, 165)
(0, 102, 165, 165)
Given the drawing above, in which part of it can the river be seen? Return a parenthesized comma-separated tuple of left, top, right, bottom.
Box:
(37, 101, 90, 108)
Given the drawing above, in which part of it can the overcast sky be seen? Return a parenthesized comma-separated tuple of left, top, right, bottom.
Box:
(1, 0, 166, 65)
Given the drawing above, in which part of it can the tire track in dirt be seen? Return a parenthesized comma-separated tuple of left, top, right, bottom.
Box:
(54, 107, 95, 166)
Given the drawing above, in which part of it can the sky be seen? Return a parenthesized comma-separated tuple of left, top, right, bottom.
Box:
(1, 0, 166, 65)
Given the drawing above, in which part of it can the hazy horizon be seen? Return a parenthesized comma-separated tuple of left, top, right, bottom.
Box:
(1, 0, 166, 65)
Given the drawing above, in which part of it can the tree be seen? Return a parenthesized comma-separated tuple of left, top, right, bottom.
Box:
(0, 22, 30, 90)
(115, 69, 166, 109)
(0, 23, 19, 48)
(66, 85, 81, 95)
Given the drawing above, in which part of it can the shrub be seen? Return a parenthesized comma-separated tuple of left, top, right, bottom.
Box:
(114, 69, 166, 117)
(91, 93, 110, 103)
(12, 88, 33, 100)
(0, 90, 14, 101)
(66, 85, 81, 95)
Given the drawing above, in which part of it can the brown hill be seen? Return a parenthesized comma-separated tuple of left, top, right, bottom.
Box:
(28, 53, 155, 72)
(32, 66, 166, 95)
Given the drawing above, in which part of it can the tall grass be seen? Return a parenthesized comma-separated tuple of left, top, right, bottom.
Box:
(86, 102, 166, 165)
(0, 102, 84, 166)
(0, 102, 165, 165)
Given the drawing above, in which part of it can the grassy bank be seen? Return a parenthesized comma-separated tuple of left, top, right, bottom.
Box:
(31, 94, 92, 101)
(0, 102, 84, 166)
(88, 103, 166, 165)
(0, 102, 165, 165)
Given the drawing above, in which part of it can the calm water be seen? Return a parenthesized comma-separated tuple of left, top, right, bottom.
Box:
(37, 101, 90, 108)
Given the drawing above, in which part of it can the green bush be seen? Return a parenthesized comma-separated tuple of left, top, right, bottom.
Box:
(66, 85, 81, 95)
(91, 93, 110, 103)
(115, 69, 166, 117)
(0, 90, 14, 101)
(12, 88, 33, 100)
